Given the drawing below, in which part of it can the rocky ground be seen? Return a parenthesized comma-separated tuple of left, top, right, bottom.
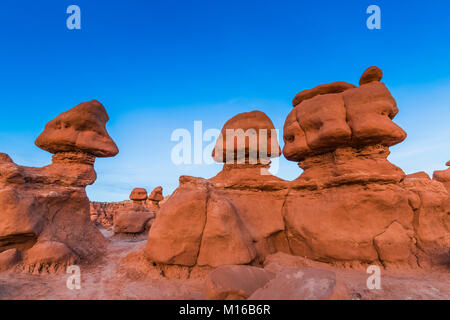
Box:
(0, 227, 448, 300)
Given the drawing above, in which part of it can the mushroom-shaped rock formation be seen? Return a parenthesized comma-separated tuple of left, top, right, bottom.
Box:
(35, 100, 118, 157)
(148, 186, 164, 202)
(135, 67, 449, 280)
(129, 188, 148, 201)
(359, 66, 383, 85)
(111, 188, 159, 235)
(143, 111, 288, 276)
(282, 67, 449, 267)
(0, 100, 118, 273)
(210, 110, 283, 186)
(284, 66, 406, 187)
(91, 187, 163, 229)
(433, 161, 450, 193)
(212, 110, 281, 164)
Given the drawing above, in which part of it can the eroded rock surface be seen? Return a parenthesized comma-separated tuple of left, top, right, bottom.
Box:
(433, 161, 450, 193)
(249, 267, 350, 300)
(141, 67, 449, 278)
(0, 100, 118, 273)
(204, 265, 275, 300)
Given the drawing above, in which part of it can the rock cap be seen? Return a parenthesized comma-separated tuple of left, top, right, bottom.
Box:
(283, 66, 406, 162)
(35, 100, 118, 157)
(212, 110, 281, 164)
(148, 186, 164, 202)
(359, 66, 383, 85)
(129, 188, 148, 201)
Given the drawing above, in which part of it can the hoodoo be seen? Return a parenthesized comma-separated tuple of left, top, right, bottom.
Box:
(0, 100, 118, 273)
(141, 67, 449, 279)
(433, 161, 450, 193)
(283, 67, 448, 267)
(144, 110, 287, 276)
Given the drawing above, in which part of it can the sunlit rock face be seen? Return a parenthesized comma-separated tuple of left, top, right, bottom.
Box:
(145, 110, 287, 275)
(142, 67, 449, 279)
(433, 162, 450, 193)
(0, 100, 118, 273)
(282, 67, 448, 268)
(284, 66, 406, 187)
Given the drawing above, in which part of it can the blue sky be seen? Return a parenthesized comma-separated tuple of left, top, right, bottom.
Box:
(1, 0, 449, 201)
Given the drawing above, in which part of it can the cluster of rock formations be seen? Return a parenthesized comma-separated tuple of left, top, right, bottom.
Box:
(0, 67, 448, 301)
(90, 186, 165, 235)
(0, 100, 118, 273)
(114, 186, 165, 234)
(142, 67, 449, 279)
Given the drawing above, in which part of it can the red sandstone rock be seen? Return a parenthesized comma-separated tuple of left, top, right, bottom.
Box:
(148, 186, 164, 202)
(142, 67, 449, 279)
(296, 92, 352, 151)
(0, 249, 19, 272)
(344, 81, 406, 147)
(248, 267, 350, 300)
(35, 100, 118, 157)
(263, 252, 333, 273)
(402, 177, 450, 266)
(146, 178, 208, 266)
(90, 198, 161, 228)
(284, 66, 406, 163)
(282, 108, 311, 161)
(433, 162, 450, 193)
(113, 210, 154, 234)
(0, 100, 118, 273)
(406, 171, 431, 179)
(145, 110, 287, 270)
(90, 201, 115, 226)
(204, 265, 275, 300)
(197, 192, 257, 267)
(212, 110, 281, 164)
(359, 66, 383, 85)
(130, 188, 148, 201)
(24, 241, 76, 273)
(292, 81, 356, 106)
(294, 145, 405, 188)
(284, 183, 416, 263)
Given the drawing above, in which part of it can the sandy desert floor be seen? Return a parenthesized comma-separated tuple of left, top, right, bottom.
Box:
(0, 228, 449, 300)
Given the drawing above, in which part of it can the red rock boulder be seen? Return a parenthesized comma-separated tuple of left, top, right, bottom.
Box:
(148, 186, 164, 202)
(433, 161, 450, 193)
(145, 111, 287, 273)
(140, 67, 449, 279)
(248, 267, 350, 300)
(130, 188, 148, 201)
(212, 110, 281, 164)
(204, 265, 275, 300)
(113, 209, 154, 234)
